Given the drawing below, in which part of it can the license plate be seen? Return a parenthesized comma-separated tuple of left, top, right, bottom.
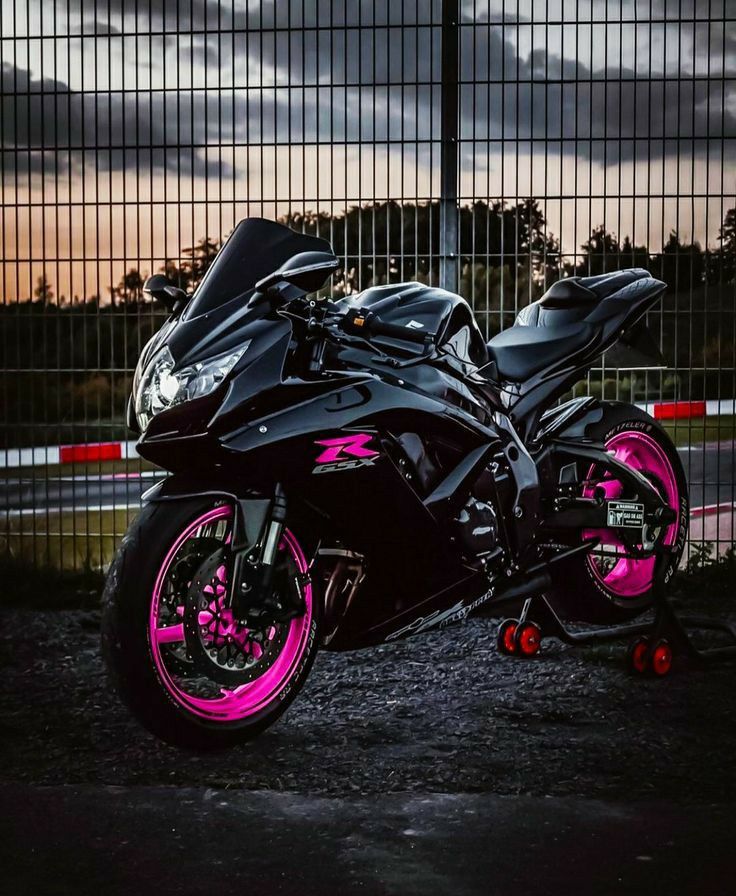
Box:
(607, 501, 645, 528)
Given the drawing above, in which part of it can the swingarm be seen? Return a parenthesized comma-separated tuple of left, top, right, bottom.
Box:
(543, 440, 677, 535)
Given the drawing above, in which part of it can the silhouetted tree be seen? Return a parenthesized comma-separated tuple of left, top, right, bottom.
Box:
(619, 236, 651, 270)
(181, 236, 221, 287)
(110, 268, 145, 305)
(714, 207, 736, 283)
(282, 199, 559, 305)
(6, 201, 736, 447)
(570, 226, 648, 277)
(651, 231, 705, 293)
(159, 237, 222, 294)
(160, 258, 192, 293)
(33, 272, 53, 304)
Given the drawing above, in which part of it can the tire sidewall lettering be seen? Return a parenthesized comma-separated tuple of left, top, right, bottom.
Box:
(279, 618, 317, 701)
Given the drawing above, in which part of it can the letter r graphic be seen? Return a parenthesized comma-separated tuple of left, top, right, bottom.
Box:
(314, 433, 379, 464)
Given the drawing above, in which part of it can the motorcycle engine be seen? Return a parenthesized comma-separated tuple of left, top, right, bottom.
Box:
(455, 496, 499, 555)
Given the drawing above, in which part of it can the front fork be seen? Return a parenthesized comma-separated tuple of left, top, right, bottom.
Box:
(229, 484, 291, 620)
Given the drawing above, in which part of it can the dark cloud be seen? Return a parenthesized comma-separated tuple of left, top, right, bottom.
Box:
(62, 0, 221, 37)
(1, 5, 733, 182)
(148, 22, 736, 151)
(1, 62, 229, 178)
(458, 25, 736, 165)
(71, 0, 440, 40)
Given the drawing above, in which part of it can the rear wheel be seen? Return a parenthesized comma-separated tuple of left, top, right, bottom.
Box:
(101, 498, 320, 749)
(548, 402, 688, 624)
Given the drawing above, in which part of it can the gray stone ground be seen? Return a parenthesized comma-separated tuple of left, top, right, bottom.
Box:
(2, 603, 736, 894)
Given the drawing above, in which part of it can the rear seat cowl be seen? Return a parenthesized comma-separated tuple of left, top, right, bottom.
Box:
(516, 268, 655, 322)
(577, 268, 650, 299)
(538, 278, 597, 309)
(512, 267, 664, 330)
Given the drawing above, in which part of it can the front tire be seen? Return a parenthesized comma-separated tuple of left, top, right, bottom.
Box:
(101, 498, 320, 749)
(547, 401, 688, 624)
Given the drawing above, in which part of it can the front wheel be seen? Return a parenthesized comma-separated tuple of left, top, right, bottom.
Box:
(101, 498, 319, 749)
(547, 402, 689, 624)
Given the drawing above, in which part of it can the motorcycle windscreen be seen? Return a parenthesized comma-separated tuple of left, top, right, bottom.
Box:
(183, 218, 334, 319)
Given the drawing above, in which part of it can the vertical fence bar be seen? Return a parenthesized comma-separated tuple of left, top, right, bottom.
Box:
(439, 0, 459, 293)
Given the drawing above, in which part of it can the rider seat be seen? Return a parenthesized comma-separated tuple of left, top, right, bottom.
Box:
(485, 322, 596, 381)
(484, 269, 652, 382)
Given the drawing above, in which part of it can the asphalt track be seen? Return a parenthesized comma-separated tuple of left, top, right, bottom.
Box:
(2, 785, 734, 896)
(0, 470, 165, 515)
(0, 443, 733, 514)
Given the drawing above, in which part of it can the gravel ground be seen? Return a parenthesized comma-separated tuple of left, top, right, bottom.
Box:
(2, 601, 736, 801)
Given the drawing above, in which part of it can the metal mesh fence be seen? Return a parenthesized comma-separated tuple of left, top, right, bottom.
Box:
(1, 0, 734, 570)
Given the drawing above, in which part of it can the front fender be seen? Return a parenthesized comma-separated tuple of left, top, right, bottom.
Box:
(142, 475, 271, 554)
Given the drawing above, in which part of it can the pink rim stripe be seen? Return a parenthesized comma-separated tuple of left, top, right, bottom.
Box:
(149, 505, 313, 722)
(583, 430, 680, 599)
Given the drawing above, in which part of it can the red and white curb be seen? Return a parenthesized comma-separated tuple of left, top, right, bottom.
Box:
(689, 502, 736, 519)
(636, 399, 735, 420)
(0, 440, 139, 469)
(689, 502, 736, 554)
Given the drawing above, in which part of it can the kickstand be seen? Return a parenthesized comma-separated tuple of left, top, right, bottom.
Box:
(497, 549, 736, 675)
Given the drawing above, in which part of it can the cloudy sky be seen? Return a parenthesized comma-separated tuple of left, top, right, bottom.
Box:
(1, 0, 734, 301)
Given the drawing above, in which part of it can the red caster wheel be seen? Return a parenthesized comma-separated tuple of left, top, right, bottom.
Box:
(628, 636, 651, 675)
(651, 639, 673, 677)
(514, 621, 542, 657)
(497, 619, 518, 655)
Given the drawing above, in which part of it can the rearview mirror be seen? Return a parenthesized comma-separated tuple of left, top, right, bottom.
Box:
(255, 251, 339, 296)
(143, 274, 189, 313)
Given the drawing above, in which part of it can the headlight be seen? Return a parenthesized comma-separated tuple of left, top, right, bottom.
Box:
(135, 343, 249, 431)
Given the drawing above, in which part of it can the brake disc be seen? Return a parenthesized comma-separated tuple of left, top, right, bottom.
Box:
(157, 537, 224, 676)
(183, 548, 288, 687)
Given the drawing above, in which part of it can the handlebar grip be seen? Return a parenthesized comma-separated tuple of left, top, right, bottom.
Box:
(341, 308, 430, 345)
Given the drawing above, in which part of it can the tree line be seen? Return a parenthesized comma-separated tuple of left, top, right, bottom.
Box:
(24, 199, 736, 308)
(2, 199, 735, 448)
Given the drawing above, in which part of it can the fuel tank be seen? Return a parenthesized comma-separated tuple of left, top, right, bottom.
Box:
(337, 282, 488, 368)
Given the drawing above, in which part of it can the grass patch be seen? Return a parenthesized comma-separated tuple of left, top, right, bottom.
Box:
(0, 507, 138, 572)
(0, 552, 103, 609)
(2, 458, 160, 478)
(673, 543, 736, 607)
(661, 415, 736, 448)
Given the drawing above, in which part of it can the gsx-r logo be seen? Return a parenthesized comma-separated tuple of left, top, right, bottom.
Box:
(312, 432, 379, 474)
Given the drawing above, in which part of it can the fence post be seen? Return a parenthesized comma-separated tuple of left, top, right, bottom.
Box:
(439, 0, 460, 293)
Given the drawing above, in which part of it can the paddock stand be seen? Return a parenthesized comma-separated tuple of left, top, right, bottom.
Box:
(495, 549, 736, 676)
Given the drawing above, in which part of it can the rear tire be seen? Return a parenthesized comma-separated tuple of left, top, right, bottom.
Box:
(547, 402, 688, 624)
(101, 498, 320, 750)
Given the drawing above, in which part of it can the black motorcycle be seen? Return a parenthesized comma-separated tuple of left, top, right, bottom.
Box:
(102, 217, 688, 748)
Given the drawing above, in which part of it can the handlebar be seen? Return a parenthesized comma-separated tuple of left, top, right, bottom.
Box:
(338, 308, 432, 346)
